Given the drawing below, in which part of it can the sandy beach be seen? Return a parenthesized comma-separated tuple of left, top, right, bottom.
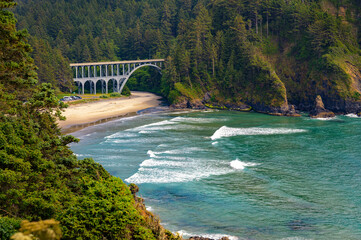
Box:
(58, 91, 162, 132)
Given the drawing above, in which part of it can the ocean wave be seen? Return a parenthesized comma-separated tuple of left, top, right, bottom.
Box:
(105, 131, 139, 139)
(313, 117, 337, 121)
(153, 147, 203, 155)
(345, 113, 359, 118)
(125, 164, 232, 184)
(140, 159, 185, 167)
(211, 126, 306, 140)
(177, 230, 239, 240)
(147, 150, 157, 158)
(127, 119, 177, 132)
(230, 159, 260, 170)
(171, 116, 225, 124)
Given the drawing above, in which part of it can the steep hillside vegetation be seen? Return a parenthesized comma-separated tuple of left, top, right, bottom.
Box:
(0, 1, 180, 239)
(13, 0, 361, 114)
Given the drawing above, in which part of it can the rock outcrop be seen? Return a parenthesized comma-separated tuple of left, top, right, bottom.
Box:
(284, 105, 301, 117)
(309, 95, 335, 118)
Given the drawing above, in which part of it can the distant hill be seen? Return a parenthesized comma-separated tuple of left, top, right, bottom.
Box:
(13, 0, 361, 114)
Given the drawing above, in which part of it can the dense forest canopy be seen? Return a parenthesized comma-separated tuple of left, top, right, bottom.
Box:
(0, 1, 180, 239)
(12, 0, 361, 114)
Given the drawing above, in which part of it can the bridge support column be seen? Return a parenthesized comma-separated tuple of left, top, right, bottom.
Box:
(82, 82, 84, 95)
(94, 81, 96, 95)
(100, 65, 102, 77)
(75, 67, 78, 79)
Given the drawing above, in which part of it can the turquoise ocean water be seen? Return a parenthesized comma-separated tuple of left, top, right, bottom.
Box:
(70, 110, 361, 240)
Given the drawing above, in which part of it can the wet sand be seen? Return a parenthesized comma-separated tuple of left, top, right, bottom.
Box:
(58, 91, 162, 133)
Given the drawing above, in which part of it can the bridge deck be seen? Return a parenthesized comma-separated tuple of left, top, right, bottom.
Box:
(70, 59, 165, 67)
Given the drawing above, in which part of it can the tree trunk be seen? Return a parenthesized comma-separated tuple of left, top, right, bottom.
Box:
(267, 14, 269, 37)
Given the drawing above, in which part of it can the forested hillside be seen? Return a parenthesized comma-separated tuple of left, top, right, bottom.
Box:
(13, 0, 361, 115)
(0, 1, 180, 239)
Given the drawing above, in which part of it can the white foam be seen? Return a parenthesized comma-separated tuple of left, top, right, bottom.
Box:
(314, 117, 336, 121)
(211, 126, 306, 140)
(177, 230, 239, 240)
(127, 119, 177, 132)
(230, 159, 259, 170)
(146, 206, 153, 211)
(125, 164, 232, 184)
(212, 141, 218, 145)
(154, 147, 203, 155)
(105, 131, 138, 139)
(171, 116, 224, 124)
(140, 159, 184, 167)
(345, 113, 359, 118)
(147, 150, 157, 158)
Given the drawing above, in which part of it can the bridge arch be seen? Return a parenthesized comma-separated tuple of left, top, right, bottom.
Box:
(119, 64, 161, 94)
(70, 59, 164, 95)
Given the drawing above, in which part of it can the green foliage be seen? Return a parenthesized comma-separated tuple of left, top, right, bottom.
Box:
(99, 94, 109, 98)
(0, 217, 21, 240)
(10, 0, 361, 111)
(121, 85, 131, 96)
(1, 2, 179, 240)
(59, 176, 155, 240)
(110, 92, 121, 97)
(127, 67, 162, 94)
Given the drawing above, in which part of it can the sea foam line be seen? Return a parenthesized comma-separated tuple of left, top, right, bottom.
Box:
(345, 113, 359, 118)
(177, 230, 239, 240)
(211, 126, 307, 140)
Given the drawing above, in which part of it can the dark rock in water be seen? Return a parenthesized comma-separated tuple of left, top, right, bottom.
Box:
(251, 102, 301, 117)
(170, 98, 188, 109)
(188, 237, 229, 240)
(224, 103, 252, 111)
(358, 112, 361, 117)
(309, 95, 335, 118)
(284, 105, 301, 117)
(189, 99, 206, 109)
(170, 98, 206, 109)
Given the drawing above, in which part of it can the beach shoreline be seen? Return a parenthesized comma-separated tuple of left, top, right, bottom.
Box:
(58, 91, 164, 134)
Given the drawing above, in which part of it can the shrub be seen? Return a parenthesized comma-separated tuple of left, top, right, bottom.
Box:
(121, 86, 131, 96)
(110, 92, 121, 97)
(0, 217, 21, 240)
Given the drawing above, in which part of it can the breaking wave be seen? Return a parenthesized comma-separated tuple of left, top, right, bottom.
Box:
(176, 230, 239, 240)
(211, 126, 306, 140)
(230, 159, 260, 170)
(345, 113, 359, 118)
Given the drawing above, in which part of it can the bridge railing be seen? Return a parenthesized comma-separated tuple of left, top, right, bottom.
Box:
(70, 59, 164, 95)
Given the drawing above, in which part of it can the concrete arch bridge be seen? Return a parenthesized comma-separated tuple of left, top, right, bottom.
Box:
(70, 59, 164, 95)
